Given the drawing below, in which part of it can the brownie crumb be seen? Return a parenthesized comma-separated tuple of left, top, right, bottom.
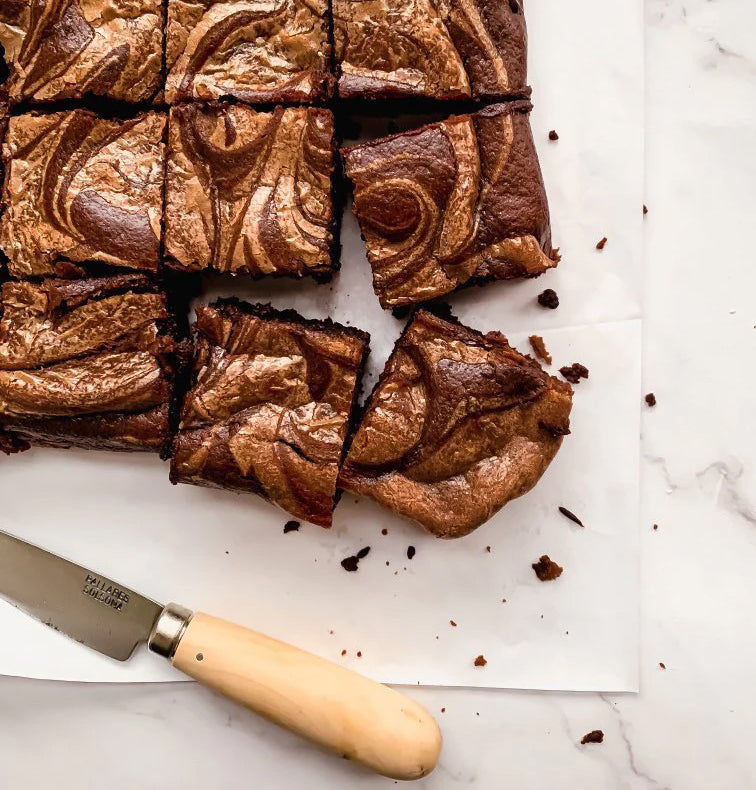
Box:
(529, 334, 552, 365)
(532, 555, 563, 581)
(381, 528, 388, 535)
(537, 288, 560, 309)
(0, 431, 30, 455)
(441, 707, 446, 713)
(653, 524, 659, 531)
(643, 204, 648, 215)
(548, 130, 559, 141)
(550, 247, 562, 264)
(356, 546, 371, 559)
(485, 546, 491, 553)
(581, 730, 604, 745)
(474, 655, 487, 667)
(450, 620, 457, 627)
(283, 520, 300, 533)
(596, 237, 608, 250)
(341, 555, 360, 572)
(559, 363, 589, 384)
(341, 649, 347, 656)
(558, 506, 584, 527)
(659, 662, 666, 669)
(645, 392, 657, 407)
(357, 651, 362, 658)
(407, 546, 416, 560)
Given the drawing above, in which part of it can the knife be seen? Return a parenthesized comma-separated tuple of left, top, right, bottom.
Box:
(0, 529, 441, 780)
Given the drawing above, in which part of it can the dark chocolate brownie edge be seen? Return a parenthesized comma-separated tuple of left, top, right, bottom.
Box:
(208, 298, 371, 347)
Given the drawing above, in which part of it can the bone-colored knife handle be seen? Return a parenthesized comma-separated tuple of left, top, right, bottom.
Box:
(149, 606, 441, 780)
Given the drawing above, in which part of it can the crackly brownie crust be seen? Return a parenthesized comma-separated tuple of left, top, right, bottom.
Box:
(338, 309, 572, 538)
(0, 109, 165, 279)
(343, 101, 555, 309)
(333, 0, 528, 101)
(165, 103, 337, 279)
(0, 274, 177, 454)
(165, 0, 333, 105)
(171, 299, 369, 527)
(0, 0, 164, 105)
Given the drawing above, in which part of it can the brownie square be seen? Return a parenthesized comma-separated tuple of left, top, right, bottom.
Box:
(0, 110, 165, 279)
(343, 101, 555, 309)
(165, 0, 332, 105)
(165, 103, 337, 279)
(0, 0, 163, 104)
(171, 300, 370, 527)
(333, 0, 527, 101)
(338, 309, 572, 538)
(0, 274, 177, 454)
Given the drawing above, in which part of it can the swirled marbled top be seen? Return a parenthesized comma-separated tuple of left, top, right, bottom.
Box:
(171, 300, 370, 527)
(165, 103, 336, 278)
(334, 0, 527, 100)
(0, 110, 165, 278)
(0, 274, 176, 453)
(338, 309, 573, 538)
(0, 0, 163, 104)
(165, 0, 332, 104)
(343, 101, 555, 309)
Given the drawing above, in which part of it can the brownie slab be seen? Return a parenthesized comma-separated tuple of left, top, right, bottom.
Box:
(333, 0, 527, 101)
(0, 110, 165, 279)
(338, 309, 572, 538)
(165, 0, 332, 105)
(343, 101, 555, 309)
(0, 0, 163, 104)
(171, 300, 369, 527)
(165, 104, 337, 279)
(0, 274, 177, 453)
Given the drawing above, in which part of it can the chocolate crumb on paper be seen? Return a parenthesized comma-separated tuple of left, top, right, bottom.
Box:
(643, 204, 648, 215)
(283, 520, 300, 533)
(474, 655, 487, 667)
(537, 288, 560, 309)
(450, 620, 457, 627)
(356, 546, 371, 559)
(548, 130, 559, 141)
(381, 528, 388, 535)
(560, 363, 589, 384)
(532, 555, 563, 581)
(529, 334, 552, 364)
(407, 546, 416, 560)
(659, 662, 666, 669)
(558, 506, 584, 527)
(645, 392, 657, 407)
(581, 730, 604, 745)
(653, 524, 659, 531)
(596, 237, 608, 250)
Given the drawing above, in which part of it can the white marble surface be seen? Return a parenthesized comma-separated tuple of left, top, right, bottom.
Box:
(2, 1, 755, 786)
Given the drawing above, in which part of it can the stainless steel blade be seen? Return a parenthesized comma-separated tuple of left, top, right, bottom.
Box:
(0, 530, 163, 661)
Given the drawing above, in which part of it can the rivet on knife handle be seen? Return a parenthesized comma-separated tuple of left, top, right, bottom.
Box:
(151, 606, 442, 781)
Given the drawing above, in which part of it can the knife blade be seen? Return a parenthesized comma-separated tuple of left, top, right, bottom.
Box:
(0, 529, 441, 781)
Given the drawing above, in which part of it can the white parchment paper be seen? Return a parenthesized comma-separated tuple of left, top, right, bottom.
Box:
(0, 0, 643, 690)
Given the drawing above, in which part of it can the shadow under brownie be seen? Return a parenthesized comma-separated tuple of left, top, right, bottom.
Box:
(0, 0, 164, 105)
(342, 101, 556, 310)
(171, 300, 369, 527)
(0, 109, 165, 279)
(0, 274, 177, 454)
(338, 308, 572, 538)
(164, 103, 338, 280)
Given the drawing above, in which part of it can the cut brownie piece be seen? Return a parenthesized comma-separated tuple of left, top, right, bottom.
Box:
(333, 0, 527, 101)
(338, 309, 572, 538)
(165, 0, 332, 105)
(0, 110, 165, 279)
(343, 101, 555, 309)
(0, 274, 177, 453)
(165, 104, 337, 279)
(171, 300, 369, 527)
(0, 0, 163, 104)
